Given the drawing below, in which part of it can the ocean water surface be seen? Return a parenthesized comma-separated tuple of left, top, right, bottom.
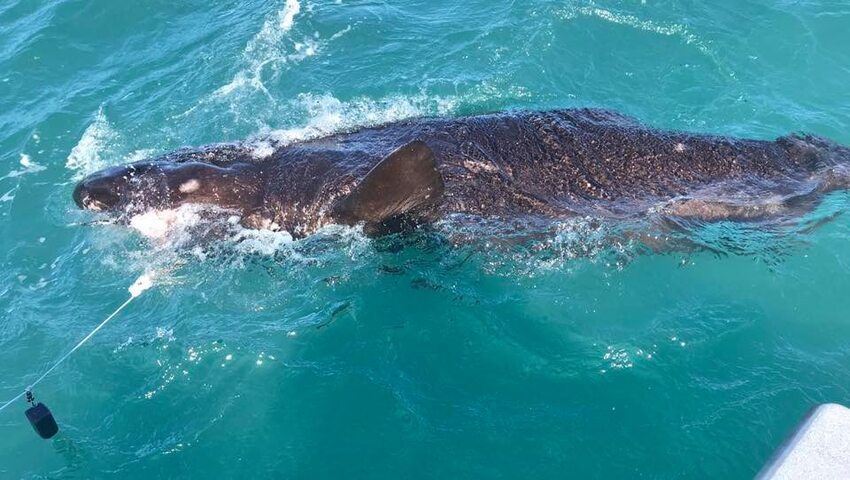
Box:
(2, 0, 850, 477)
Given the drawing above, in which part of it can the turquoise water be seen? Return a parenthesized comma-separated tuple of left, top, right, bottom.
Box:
(2, 0, 850, 477)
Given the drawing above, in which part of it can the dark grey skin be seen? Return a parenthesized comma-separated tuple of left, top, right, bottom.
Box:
(73, 108, 850, 238)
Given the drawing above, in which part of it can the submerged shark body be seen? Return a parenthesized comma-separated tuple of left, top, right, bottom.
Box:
(73, 109, 850, 237)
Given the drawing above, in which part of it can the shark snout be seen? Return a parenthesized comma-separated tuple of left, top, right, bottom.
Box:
(73, 178, 122, 211)
(73, 162, 170, 213)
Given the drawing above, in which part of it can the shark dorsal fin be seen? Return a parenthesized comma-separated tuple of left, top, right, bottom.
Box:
(332, 140, 444, 233)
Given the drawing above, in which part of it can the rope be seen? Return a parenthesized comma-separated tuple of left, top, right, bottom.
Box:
(0, 274, 153, 413)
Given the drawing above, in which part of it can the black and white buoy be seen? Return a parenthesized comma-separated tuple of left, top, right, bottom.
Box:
(24, 391, 59, 439)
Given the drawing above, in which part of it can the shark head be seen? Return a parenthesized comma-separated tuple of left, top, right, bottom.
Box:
(73, 156, 263, 219)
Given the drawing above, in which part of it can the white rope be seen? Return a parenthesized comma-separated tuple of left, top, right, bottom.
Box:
(0, 273, 154, 413)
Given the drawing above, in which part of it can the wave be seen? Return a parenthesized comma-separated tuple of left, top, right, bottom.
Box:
(0, 187, 16, 203)
(0, 153, 47, 181)
(213, 0, 351, 99)
(555, 5, 728, 74)
(255, 93, 458, 153)
(234, 79, 530, 156)
(65, 108, 158, 179)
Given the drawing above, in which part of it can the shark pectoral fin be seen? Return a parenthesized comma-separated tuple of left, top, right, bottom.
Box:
(332, 140, 444, 234)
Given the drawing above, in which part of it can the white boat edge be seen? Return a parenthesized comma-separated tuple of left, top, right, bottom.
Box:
(757, 403, 850, 479)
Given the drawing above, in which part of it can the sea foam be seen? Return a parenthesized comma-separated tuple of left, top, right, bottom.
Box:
(66, 108, 119, 179)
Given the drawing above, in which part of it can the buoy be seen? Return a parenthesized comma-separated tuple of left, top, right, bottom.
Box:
(24, 391, 58, 439)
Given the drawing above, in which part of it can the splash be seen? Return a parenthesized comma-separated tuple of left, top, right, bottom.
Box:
(228, 226, 295, 257)
(248, 0, 301, 57)
(66, 108, 119, 179)
(420, 214, 641, 279)
(125, 204, 292, 258)
(260, 93, 459, 148)
(214, 0, 351, 99)
(278, 0, 301, 32)
(129, 209, 188, 240)
(108, 199, 380, 285)
(125, 202, 373, 259)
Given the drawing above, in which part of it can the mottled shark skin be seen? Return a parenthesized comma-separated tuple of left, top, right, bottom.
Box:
(73, 108, 850, 238)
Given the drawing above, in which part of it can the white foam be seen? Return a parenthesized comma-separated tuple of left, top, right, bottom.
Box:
(279, 0, 300, 31)
(1, 188, 15, 202)
(229, 227, 295, 256)
(120, 199, 376, 271)
(125, 204, 296, 259)
(556, 6, 722, 67)
(265, 93, 459, 146)
(214, 71, 269, 99)
(215, 0, 302, 98)
(129, 209, 184, 239)
(249, 0, 301, 57)
(0, 154, 47, 180)
(66, 108, 118, 178)
(288, 37, 320, 63)
(214, 0, 352, 99)
(243, 82, 531, 147)
(124, 148, 156, 163)
(250, 140, 276, 159)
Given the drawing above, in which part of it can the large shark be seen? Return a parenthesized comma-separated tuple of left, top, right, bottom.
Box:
(73, 109, 850, 238)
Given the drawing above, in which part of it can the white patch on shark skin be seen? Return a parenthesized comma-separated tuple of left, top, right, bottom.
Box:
(674, 143, 687, 153)
(463, 159, 499, 173)
(179, 179, 201, 193)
